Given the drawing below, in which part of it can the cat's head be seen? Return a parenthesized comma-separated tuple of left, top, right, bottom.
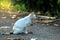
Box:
(29, 12, 37, 20)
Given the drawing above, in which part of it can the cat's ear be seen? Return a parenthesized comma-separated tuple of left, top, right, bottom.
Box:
(31, 12, 34, 15)
(29, 12, 35, 17)
(30, 12, 35, 16)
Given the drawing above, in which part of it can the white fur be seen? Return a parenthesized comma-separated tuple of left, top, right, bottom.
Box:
(13, 13, 36, 34)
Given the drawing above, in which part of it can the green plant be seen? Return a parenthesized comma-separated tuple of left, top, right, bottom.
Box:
(12, 3, 27, 12)
(0, 0, 12, 10)
(58, 0, 60, 4)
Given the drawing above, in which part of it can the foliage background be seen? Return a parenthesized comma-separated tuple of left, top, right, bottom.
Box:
(0, 0, 60, 18)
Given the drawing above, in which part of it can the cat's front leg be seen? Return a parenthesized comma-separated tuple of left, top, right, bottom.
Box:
(23, 27, 28, 34)
(24, 27, 33, 34)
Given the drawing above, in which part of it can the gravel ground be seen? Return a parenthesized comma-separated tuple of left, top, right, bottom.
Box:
(0, 12, 60, 40)
(0, 19, 60, 40)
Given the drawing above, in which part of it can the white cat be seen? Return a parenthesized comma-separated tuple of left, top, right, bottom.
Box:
(13, 12, 36, 34)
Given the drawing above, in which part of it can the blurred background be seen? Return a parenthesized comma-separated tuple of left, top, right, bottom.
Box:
(0, 0, 60, 40)
(0, 0, 60, 18)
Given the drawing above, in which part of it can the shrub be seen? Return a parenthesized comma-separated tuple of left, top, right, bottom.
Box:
(0, 0, 12, 10)
(12, 3, 27, 12)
